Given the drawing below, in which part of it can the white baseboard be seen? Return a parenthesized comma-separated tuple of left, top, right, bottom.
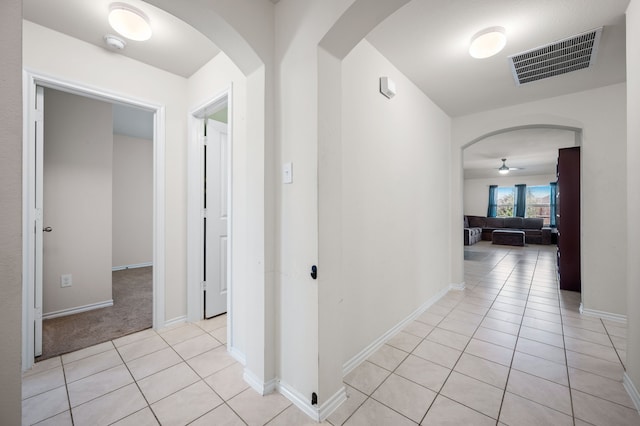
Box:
(623, 372, 640, 413)
(42, 300, 113, 320)
(163, 315, 187, 329)
(277, 381, 347, 422)
(342, 284, 450, 376)
(450, 281, 466, 291)
(318, 386, 347, 421)
(228, 346, 246, 366)
(235, 284, 453, 423)
(278, 381, 319, 421)
(112, 262, 153, 271)
(243, 368, 278, 396)
(579, 304, 627, 323)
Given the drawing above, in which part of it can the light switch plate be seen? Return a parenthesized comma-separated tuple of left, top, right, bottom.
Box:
(283, 162, 293, 184)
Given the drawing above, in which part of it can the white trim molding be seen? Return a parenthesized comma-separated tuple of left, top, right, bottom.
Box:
(318, 387, 348, 422)
(243, 368, 277, 396)
(229, 346, 246, 366)
(42, 300, 114, 320)
(186, 85, 235, 351)
(278, 381, 347, 422)
(278, 381, 319, 421)
(112, 262, 153, 271)
(579, 303, 628, 323)
(623, 372, 640, 412)
(450, 281, 466, 291)
(162, 315, 187, 329)
(343, 284, 450, 376)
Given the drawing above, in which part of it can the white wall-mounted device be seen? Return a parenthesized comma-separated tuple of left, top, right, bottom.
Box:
(379, 76, 396, 99)
(283, 162, 293, 184)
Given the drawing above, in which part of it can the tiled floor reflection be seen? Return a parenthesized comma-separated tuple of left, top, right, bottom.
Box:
(22, 242, 640, 425)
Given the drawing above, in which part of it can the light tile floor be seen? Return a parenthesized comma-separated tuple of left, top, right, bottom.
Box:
(22, 242, 640, 425)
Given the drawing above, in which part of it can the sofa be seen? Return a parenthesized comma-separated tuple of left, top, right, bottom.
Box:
(464, 216, 482, 246)
(464, 215, 552, 245)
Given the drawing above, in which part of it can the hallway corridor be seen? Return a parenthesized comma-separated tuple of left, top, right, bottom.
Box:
(22, 242, 639, 425)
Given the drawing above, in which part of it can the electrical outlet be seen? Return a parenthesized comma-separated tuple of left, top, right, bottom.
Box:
(60, 274, 72, 288)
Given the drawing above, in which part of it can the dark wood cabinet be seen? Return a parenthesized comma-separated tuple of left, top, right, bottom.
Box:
(557, 147, 581, 292)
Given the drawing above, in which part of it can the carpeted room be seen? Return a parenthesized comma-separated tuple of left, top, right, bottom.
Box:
(37, 88, 154, 360)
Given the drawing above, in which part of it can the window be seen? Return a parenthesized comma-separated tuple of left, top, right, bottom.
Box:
(526, 185, 551, 225)
(496, 187, 515, 217)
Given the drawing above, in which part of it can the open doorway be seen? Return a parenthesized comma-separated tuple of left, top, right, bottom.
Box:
(461, 126, 581, 280)
(35, 88, 154, 360)
(23, 72, 165, 369)
(187, 89, 233, 347)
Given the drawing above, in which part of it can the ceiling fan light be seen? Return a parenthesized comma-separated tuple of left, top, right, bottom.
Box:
(469, 26, 506, 59)
(498, 158, 510, 174)
(108, 3, 152, 41)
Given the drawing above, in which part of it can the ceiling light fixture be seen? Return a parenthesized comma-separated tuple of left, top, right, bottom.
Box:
(498, 158, 510, 174)
(108, 3, 152, 41)
(469, 26, 506, 59)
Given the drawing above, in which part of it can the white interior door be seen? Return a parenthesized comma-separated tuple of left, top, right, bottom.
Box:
(34, 85, 45, 357)
(204, 119, 229, 318)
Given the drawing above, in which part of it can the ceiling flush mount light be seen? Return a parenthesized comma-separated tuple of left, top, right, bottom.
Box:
(108, 2, 152, 41)
(469, 26, 506, 59)
(498, 158, 510, 174)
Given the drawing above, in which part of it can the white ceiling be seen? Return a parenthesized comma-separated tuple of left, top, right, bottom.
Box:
(23, 0, 220, 78)
(23, 0, 629, 175)
(366, 0, 628, 117)
(463, 128, 577, 179)
(365, 0, 628, 178)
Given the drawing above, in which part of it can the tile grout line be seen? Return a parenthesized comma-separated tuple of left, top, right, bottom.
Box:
(558, 284, 577, 426)
(417, 247, 535, 424)
(111, 334, 161, 425)
(600, 317, 627, 369)
(62, 357, 74, 426)
(495, 247, 538, 424)
(152, 320, 251, 426)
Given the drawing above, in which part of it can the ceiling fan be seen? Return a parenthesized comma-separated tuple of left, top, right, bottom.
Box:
(497, 158, 521, 174)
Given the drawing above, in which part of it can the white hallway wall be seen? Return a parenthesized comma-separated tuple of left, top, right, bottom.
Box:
(274, 0, 354, 402)
(625, 0, 640, 404)
(453, 83, 627, 317)
(0, 0, 22, 421)
(275, 0, 444, 410)
(464, 174, 557, 217)
(341, 39, 452, 366)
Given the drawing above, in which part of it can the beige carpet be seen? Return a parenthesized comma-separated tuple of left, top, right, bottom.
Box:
(38, 267, 153, 361)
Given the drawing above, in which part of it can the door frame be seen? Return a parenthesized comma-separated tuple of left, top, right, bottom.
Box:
(187, 86, 238, 360)
(21, 70, 166, 371)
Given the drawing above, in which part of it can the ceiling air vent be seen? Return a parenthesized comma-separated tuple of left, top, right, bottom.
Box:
(509, 27, 603, 86)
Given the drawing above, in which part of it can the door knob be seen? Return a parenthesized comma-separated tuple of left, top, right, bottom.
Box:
(43, 226, 53, 232)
